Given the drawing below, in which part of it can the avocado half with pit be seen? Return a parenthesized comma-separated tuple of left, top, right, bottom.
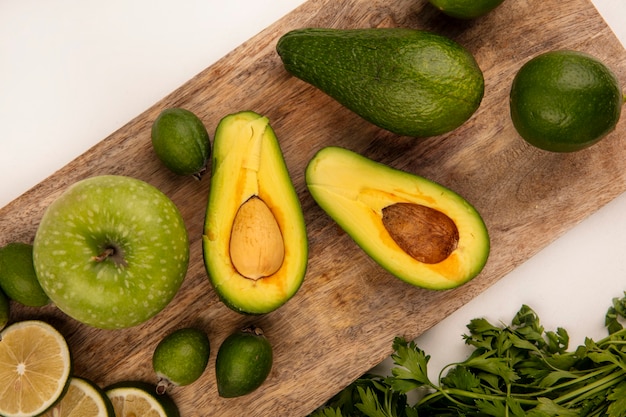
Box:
(306, 146, 489, 290)
(202, 111, 308, 314)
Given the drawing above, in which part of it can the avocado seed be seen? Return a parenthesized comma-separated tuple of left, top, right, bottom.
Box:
(230, 196, 285, 279)
(382, 203, 459, 264)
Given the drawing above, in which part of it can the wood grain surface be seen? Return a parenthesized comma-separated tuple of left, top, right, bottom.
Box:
(2, 0, 626, 415)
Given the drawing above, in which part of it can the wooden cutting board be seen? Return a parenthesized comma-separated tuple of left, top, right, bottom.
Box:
(3, 0, 626, 415)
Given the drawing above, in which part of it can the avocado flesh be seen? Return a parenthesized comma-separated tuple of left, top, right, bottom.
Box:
(202, 111, 308, 314)
(306, 146, 489, 290)
(277, 28, 484, 138)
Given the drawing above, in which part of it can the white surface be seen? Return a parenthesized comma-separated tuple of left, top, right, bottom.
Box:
(2, 0, 626, 386)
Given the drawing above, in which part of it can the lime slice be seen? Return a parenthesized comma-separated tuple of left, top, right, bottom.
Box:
(41, 376, 114, 417)
(0, 320, 72, 417)
(106, 381, 180, 417)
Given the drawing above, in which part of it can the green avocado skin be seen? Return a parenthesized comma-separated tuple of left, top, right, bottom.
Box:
(276, 28, 484, 138)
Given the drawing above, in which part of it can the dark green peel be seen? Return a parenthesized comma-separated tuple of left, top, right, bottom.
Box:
(0, 242, 50, 307)
(277, 28, 484, 137)
(428, 0, 506, 19)
(215, 325, 273, 398)
(0, 289, 8, 331)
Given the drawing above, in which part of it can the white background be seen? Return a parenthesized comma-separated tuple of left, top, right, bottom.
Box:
(2, 0, 626, 382)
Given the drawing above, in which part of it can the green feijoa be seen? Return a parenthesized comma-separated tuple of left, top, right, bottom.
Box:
(0, 289, 8, 330)
(215, 325, 273, 398)
(0, 242, 50, 307)
(152, 327, 210, 395)
(151, 108, 211, 179)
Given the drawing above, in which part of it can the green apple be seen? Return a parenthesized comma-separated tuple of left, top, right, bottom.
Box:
(33, 175, 189, 329)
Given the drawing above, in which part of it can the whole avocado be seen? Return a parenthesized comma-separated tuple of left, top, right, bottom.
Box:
(276, 27, 484, 138)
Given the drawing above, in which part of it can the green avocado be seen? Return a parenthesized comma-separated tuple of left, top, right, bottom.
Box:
(276, 27, 484, 137)
(215, 325, 273, 398)
(306, 146, 489, 290)
(202, 111, 308, 314)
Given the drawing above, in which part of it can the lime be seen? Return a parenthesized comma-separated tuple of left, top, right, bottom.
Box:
(0, 289, 8, 330)
(152, 327, 210, 395)
(0, 320, 72, 417)
(105, 381, 180, 417)
(510, 50, 623, 152)
(151, 107, 211, 179)
(428, 0, 506, 19)
(41, 376, 115, 417)
(0, 242, 50, 307)
(215, 325, 273, 398)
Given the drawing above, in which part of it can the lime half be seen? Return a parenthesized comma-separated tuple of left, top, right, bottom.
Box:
(0, 320, 72, 417)
(106, 381, 180, 417)
(41, 376, 114, 417)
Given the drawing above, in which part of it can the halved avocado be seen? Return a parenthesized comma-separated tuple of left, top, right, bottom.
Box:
(306, 146, 489, 290)
(202, 111, 308, 314)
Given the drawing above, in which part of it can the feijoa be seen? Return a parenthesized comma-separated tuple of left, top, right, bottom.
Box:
(151, 108, 211, 178)
(152, 327, 210, 395)
(0, 242, 50, 307)
(215, 325, 273, 398)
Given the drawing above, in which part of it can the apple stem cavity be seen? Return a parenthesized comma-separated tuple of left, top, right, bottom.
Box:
(92, 247, 114, 262)
(92, 245, 127, 267)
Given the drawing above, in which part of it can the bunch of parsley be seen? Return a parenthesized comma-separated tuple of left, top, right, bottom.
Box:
(311, 293, 626, 417)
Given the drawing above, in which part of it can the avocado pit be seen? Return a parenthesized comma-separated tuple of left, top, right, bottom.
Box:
(382, 202, 459, 264)
(229, 196, 285, 280)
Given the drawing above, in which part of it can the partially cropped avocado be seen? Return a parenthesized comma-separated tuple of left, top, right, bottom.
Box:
(306, 147, 489, 290)
(202, 111, 308, 314)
